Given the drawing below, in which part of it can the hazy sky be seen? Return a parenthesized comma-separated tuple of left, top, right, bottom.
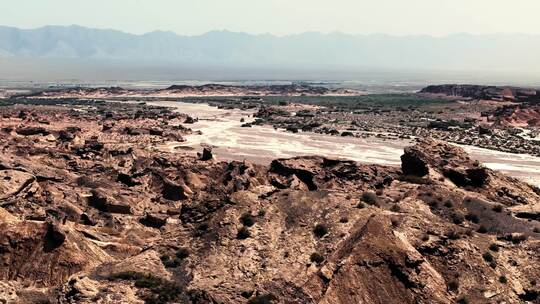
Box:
(2, 0, 540, 36)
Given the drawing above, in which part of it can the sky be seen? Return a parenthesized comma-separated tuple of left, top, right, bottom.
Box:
(1, 0, 540, 36)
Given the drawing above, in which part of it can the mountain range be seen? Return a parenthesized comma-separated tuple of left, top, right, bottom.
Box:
(1, 25, 540, 82)
(2, 25, 540, 69)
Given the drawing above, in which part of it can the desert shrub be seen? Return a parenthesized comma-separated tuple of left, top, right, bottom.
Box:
(390, 218, 400, 227)
(240, 213, 256, 227)
(492, 205, 503, 213)
(237, 227, 251, 240)
(361, 191, 379, 205)
(356, 202, 365, 209)
(421, 234, 430, 242)
(175, 248, 190, 259)
(390, 204, 401, 212)
(452, 214, 465, 225)
(248, 293, 278, 304)
(447, 279, 459, 292)
(482, 252, 494, 263)
(310, 252, 325, 264)
(457, 296, 469, 304)
(339, 217, 349, 223)
(444, 200, 454, 208)
(313, 224, 329, 238)
(399, 175, 431, 184)
(502, 233, 528, 244)
(258, 209, 266, 217)
(446, 230, 461, 240)
(511, 234, 528, 244)
(477, 225, 488, 233)
(499, 276, 508, 284)
(489, 243, 499, 252)
(465, 213, 479, 223)
(109, 271, 187, 304)
(533, 227, 540, 233)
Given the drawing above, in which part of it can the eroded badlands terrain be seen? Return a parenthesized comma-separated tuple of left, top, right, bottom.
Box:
(0, 100, 540, 304)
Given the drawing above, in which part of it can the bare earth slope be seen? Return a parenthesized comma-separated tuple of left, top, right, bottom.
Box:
(0, 103, 539, 304)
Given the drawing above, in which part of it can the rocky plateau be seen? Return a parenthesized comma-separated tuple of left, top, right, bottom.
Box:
(0, 100, 540, 304)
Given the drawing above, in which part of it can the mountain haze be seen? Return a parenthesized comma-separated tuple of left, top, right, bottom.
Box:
(1, 25, 540, 82)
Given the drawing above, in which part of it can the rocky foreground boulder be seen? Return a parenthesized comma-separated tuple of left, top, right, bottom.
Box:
(0, 105, 539, 304)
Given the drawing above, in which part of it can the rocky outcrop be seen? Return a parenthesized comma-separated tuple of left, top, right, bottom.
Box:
(420, 84, 540, 102)
(1, 104, 539, 304)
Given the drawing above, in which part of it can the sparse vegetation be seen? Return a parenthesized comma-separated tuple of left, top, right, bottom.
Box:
(452, 214, 464, 225)
(447, 279, 459, 292)
(482, 252, 494, 263)
(248, 293, 278, 304)
(361, 191, 379, 205)
(492, 205, 503, 213)
(109, 271, 187, 304)
(310, 252, 325, 264)
(237, 227, 251, 239)
(489, 243, 499, 252)
(313, 224, 329, 238)
(175, 248, 190, 260)
(390, 204, 401, 212)
(465, 213, 480, 223)
(499, 276, 508, 284)
(446, 230, 461, 240)
(240, 213, 256, 227)
(477, 225, 488, 233)
(399, 175, 432, 184)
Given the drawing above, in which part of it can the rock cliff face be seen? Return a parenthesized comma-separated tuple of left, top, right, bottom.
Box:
(0, 104, 539, 304)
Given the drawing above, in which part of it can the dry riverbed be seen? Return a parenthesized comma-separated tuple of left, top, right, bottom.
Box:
(152, 101, 540, 186)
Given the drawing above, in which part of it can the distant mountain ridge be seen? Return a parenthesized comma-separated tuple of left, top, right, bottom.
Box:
(1, 25, 540, 72)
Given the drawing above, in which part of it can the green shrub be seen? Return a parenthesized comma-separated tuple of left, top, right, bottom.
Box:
(499, 276, 508, 284)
